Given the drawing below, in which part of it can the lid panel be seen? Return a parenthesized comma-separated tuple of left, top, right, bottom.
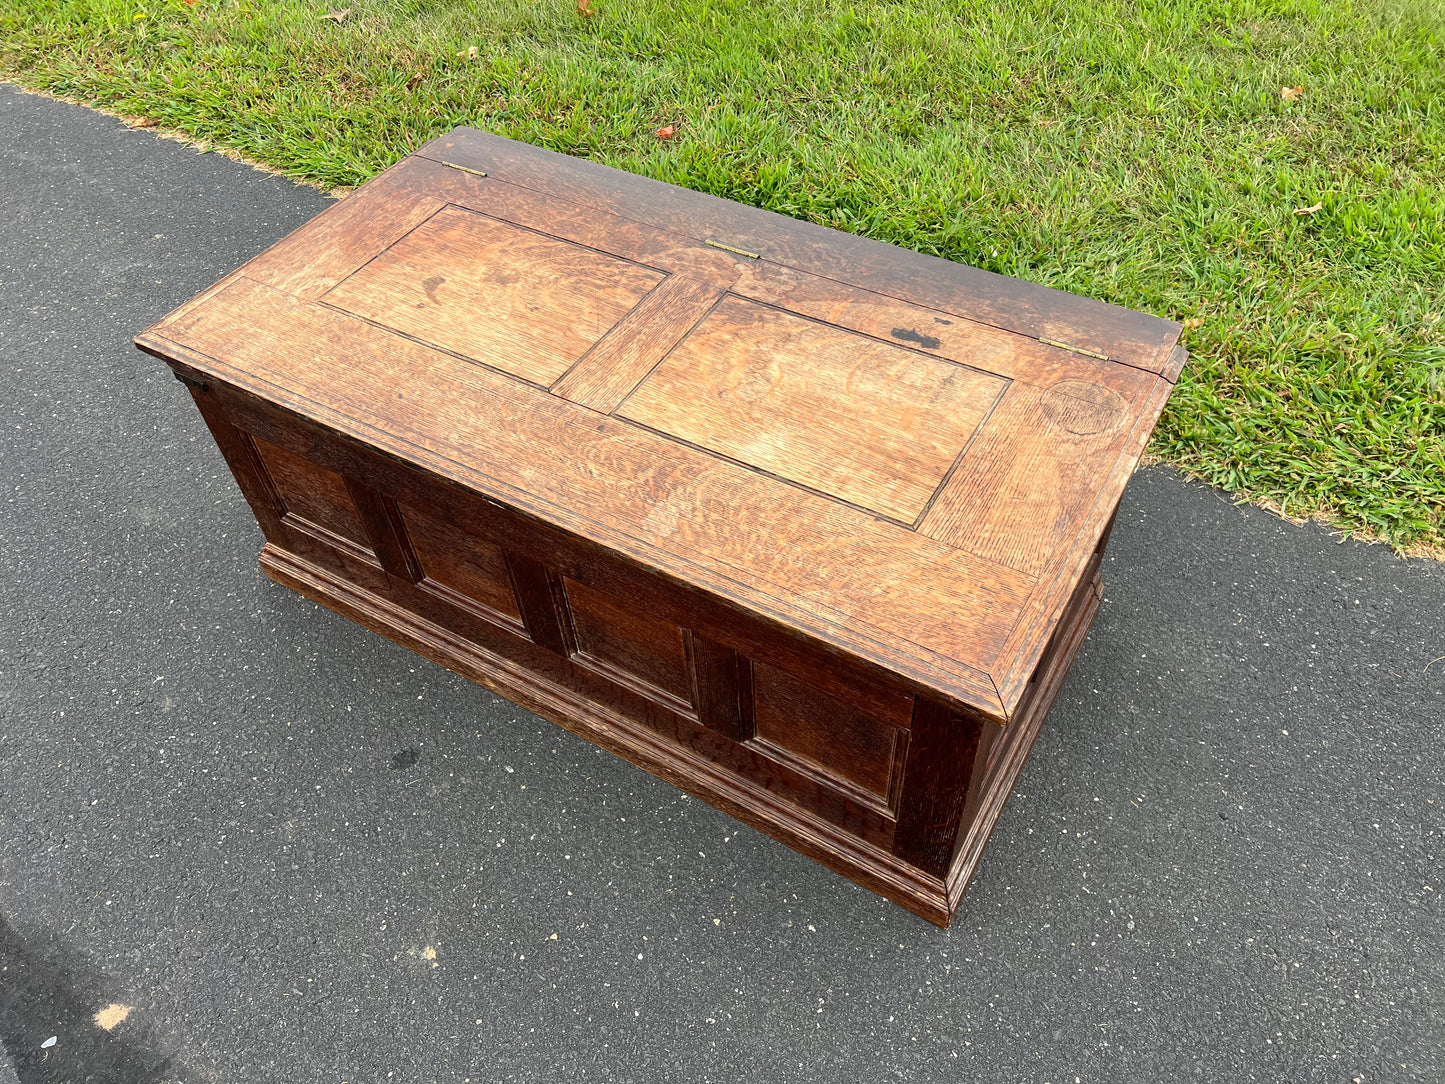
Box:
(618, 295, 1006, 524)
(324, 205, 665, 386)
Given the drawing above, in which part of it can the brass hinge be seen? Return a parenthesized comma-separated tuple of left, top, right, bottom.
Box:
(441, 160, 488, 178)
(703, 239, 761, 259)
(1039, 337, 1110, 362)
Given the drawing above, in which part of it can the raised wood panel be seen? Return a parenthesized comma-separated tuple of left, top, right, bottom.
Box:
(750, 660, 912, 804)
(251, 436, 370, 546)
(325, 205, 664, 386)
(388, 158, 1156, 393)
(396, 500, 522, 622)
(687, 633, 747, 741)
(562, 576, 693, 707)
(619, 295, 1005, 522)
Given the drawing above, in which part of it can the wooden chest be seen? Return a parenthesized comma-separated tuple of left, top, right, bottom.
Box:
(136, 128, 1183, 926)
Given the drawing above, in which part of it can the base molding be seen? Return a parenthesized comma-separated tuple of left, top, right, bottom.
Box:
(260, 543, 1100, 927)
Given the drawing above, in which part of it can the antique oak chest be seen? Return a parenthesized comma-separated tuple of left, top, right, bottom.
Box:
(136, 127, 1184, 926)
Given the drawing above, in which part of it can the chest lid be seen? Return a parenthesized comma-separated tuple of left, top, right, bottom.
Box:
(137, 126, 1183, 722)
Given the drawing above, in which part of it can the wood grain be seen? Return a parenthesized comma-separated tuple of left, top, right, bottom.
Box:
(238, 168, 446, 302)
(986, 372, 1176, 714)
(395, 157, 1155, 391)
(918, 373, 1152, 577)
(551, 273, 728, 412)
(687, 633, 748, 741)
(157, 276, 1028, 714)
(620, 295, 1005, 522)
(397, 499, 522, 621)
(750, 660, 911, 803)
(892, 699, 991, 876)
(325, 205, 663, 385)
(252, 435, 370, 545)
(563, 576, 693, 705)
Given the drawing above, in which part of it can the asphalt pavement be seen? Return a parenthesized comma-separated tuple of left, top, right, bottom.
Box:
(1, 83, 1441, 1083)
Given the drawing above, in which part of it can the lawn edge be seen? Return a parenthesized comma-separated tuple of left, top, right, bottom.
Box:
(4, 76, 1440, 565)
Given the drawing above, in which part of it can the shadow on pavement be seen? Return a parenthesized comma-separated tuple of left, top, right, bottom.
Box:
(0, 913, 175, 1084)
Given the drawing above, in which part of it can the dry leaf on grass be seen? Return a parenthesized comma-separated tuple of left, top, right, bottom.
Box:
(577, 0, 595, 16)
(655, 125, 676, 140)
(1281, 85, 1303, 101)
(321, 8, 350, 23)
(1294, 202, 1323, 216)
(128, 117, 159, 129)
(1182, 317, 1205, 329)
(405, 72, 424, 91)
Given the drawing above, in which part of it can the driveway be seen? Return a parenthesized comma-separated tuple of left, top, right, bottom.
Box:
(1, 83, 1441, 1083)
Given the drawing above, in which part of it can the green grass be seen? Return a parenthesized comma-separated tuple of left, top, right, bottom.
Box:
(4, 0, 1444, 553)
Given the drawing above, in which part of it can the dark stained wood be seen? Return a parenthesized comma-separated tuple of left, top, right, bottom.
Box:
(892, 699, 992, 875)
(137, 127, 1180, 925)
(562, 576, 693, 707)
(345, 484, 425, 583)
(687, 633, 747, 741)
(396, 499, 522, 622)
(750, 660, 911, 806)
(182, 384, 287, 541)
(252, 435, 370, 546)
(504, 553, 569, 656)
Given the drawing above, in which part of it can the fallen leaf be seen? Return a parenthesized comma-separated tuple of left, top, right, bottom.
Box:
(1294, 201, 1323, 216)
(655, 125, 675, 140)
(320, 7, 350, 22)
(94, 1004, 133, 1031)
(1280, 85, 1303, 102)
(133, 11, 146, 19)
(405, 71, 424, 91)
(1183, 317, 1205, 329)
(128, 117, 159, 129)
(577, 0, 595, 15)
